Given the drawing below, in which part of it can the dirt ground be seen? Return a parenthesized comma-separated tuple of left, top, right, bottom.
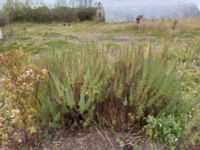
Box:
(41, 131, 123, 150)
(0, 130, 168, 150)
(35, 130, 165, 150)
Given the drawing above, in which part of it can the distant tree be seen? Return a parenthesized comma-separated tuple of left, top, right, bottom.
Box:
(74, 0, 94, 7)
(24, 0, 32, 6)
(54, 0, 93, 7)
(54, 0, 68, 7)
(3, 0, 14, 10)
(3, 0, 30, 10)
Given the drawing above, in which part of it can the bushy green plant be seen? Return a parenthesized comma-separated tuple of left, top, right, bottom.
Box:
(146, 115, 185, 144)
(35, 43, 188, 130)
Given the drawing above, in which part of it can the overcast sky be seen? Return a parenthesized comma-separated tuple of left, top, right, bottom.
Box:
(191, 0, 199, 8)
(193, 0, 200, 8)
(37, 0, 200, 8)
(0, 0, 200, 9)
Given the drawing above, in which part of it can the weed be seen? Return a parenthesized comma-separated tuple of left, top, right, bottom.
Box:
(146, 115, 185, 144)
(35, 43, 187, 131)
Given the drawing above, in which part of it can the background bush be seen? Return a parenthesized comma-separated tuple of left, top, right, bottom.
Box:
(0, 0, 97, 23)
(2, 6, 96, 23)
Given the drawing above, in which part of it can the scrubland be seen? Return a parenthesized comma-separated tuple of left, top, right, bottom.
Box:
(0, 18, 200, 149)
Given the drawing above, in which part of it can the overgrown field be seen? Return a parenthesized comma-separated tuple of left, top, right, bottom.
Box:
(0, 18, 200, 149)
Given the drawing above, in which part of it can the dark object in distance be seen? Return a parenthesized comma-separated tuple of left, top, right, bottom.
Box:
(0, 18, 9, 27)
(136, 15, 144, 24)
(172, 20, 178, 30)
(64, 23, 71, 26)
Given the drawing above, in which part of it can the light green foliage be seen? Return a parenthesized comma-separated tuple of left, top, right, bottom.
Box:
(173, 41, 200, 147)
(35, 43, 187, 130)
(146, 115, 184, 144)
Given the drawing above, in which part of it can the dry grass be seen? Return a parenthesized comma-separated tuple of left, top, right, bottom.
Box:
(0, 18, 199, 54)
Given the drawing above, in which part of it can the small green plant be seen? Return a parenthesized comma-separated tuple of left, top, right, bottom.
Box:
(146, 115, 185, 144)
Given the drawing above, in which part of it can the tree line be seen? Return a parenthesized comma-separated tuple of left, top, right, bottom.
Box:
(0, 0, 97, 24)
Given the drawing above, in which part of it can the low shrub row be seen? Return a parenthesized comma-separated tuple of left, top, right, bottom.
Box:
(8, 6, 96, 23)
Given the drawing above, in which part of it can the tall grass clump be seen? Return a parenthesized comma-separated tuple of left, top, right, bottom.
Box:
(35, 44, 188, 130)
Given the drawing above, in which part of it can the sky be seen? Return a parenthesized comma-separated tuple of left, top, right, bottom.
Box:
(0, 0, 200, 9)
(193, 0, 200, 8)
(37, 0, 200, 8)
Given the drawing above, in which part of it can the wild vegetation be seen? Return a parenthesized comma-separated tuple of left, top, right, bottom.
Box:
(0, 4, 200, 149)
(0, 0, 96, 24)
(6, 6, 96, 23)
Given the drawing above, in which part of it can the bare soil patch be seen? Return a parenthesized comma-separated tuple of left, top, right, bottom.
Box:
(76, 33, 156, 43)
(42, 131, 122, 150)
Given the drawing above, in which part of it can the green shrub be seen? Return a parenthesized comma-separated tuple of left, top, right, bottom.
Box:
(35, 43, 187, 130)
(146, 115, 185, 144)
(5, 6, 96, 23)
(76, 8, 96, 21)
